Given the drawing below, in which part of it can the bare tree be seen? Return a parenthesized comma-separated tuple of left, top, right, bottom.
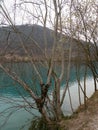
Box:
(0, 0, 98, 130)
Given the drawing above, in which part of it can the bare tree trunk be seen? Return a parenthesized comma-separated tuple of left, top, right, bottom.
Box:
(76, 62, 82, 106)
(84, 65, 87, 109)
(68, 87, 74, 113)
(55, 79, 62, 120)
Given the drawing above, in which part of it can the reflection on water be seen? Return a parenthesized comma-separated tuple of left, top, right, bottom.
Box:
(62, 77, 96, 115)
(0, 62, 97, 130)
(0, 96, 39, 130)
(0, 62, 93, 96)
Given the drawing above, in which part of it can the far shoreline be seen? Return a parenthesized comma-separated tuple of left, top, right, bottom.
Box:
(0, 55, 96, 64)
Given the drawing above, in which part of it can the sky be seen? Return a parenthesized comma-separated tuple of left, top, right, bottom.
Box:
(0, 0, 71, 28)
(0, 0, 56, 27)
(0, 0, 97, 42)
(0, 0, 31, 25)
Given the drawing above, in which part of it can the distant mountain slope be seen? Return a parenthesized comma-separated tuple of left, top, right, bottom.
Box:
(0, 24, 54, 56)
(0, 24, 95, 61)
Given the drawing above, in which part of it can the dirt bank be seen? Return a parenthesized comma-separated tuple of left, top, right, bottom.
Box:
(63, 91, 98, 130)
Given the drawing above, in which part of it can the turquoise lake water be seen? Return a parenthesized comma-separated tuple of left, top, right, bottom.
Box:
(0, 62, 97, 130)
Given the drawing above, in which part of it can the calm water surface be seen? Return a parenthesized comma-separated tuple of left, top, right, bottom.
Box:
(0, 62, 97, 130)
